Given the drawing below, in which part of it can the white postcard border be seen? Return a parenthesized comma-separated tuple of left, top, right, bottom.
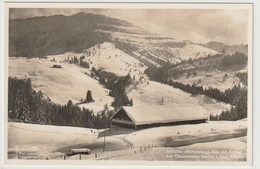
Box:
(1, 1, 258, 168)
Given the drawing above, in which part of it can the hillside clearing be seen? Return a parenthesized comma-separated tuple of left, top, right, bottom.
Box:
(128, 81, 231, 117)
(171, 71, 242, 91)
(9, 57, 113, 114)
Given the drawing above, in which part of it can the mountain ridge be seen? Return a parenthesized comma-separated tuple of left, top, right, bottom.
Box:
(203, 41, 247, 55)
(9, 12, 242, 66)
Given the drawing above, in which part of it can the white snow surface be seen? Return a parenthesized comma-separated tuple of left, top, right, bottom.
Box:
(172, 71, 243, 92)
(48, 42, 147, 78)
(128, 81, 231, 117)
(173, 44, 217, 61)
(9, 57, 113, 114)
(8, 120, 247, 160)
(82, 42, 147, 77)
(112, 137, 247, 161)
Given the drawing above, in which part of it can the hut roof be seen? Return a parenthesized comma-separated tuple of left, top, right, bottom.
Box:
(113, 105, 207, 125)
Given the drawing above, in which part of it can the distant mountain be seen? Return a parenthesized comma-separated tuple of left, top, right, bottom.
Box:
(9, 12, 133, 58)
(203, 41, 248, 55)
(9, 12, 218, 66)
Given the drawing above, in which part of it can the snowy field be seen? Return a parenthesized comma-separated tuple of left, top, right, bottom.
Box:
(171, 71, 243, 91)
(8, 120, 247, 161)
(128, 81, 231, 117)
(168, 44, 217, 61)
(112, 137, 247, 161)
(82, 42, 147, 77)
(47, 42, 147, 78)
(9, 57, 114, 114)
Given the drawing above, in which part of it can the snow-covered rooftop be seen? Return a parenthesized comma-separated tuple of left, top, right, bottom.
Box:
(116, 106, 207, 125)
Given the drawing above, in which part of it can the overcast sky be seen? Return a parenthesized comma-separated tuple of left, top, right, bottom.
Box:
(9, 8, 249, 45)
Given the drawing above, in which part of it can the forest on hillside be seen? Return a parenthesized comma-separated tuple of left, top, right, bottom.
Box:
(91, 67, 133, 109)
(9, 13, 126, 58)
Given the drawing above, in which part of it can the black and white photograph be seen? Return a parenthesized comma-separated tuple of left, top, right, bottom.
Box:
(2, 2, 253, 166)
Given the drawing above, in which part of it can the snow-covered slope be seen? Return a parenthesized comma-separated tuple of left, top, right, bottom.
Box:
(97, 26, 218, 66)
(171, 71, 242, 91)
(172, 44, 217, 61)
(47, 42, 147, 78)
(128, 80, 231, 117)
(8, 120, 247, 160)
(38, 42, 229, 116)
(83, 42, 147, 77)
(8, 122, 128, 159)
(9, 57, 114, 113)
(42, 42, 229, 117)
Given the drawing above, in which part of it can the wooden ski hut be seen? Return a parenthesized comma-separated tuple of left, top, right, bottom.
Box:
(52, 64, 62, 68)
(111, 106, 207, 130)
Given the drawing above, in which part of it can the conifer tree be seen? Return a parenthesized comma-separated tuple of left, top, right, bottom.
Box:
(130, 98, 133, 106)
(103, 104, 109, 116)
(86, 90, 94, 102)
(67, 100, 73, 107)
(34, 91, 45, 124)
(14, 90, 30, 122)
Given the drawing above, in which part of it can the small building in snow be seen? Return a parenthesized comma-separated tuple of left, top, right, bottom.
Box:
(52, 64, 62, 68)
(111, 106, 207, 129)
